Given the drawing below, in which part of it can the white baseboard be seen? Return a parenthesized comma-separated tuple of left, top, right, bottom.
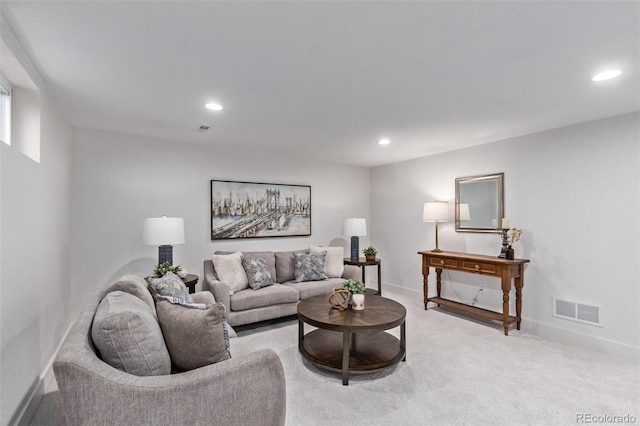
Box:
(523, 319, 639, 362)
(383, 282, 639, 363)
(12, 322, 72, 425)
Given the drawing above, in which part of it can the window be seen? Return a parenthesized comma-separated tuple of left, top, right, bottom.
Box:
(0, 72, 11, 145)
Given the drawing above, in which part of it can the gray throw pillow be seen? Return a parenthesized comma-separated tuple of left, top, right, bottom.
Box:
(155, 299, 231, 371)
(147, 272, 194, 305)
(241, 256, 274, 289)
(293, 251, 328, 282)
(91, 291, 171, 376)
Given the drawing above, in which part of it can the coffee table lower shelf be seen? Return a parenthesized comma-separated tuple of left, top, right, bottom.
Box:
(428, 296, 517, 324)
(300, 329, 404, 383)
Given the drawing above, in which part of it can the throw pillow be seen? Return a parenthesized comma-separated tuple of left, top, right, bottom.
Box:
(212, 252, 249, 295)
(106, 274, 156, 315)
(155, 299, 231, 371)
(241, 256, 274, 289)
(310, 245, 344, 278)
(146, 272, 194, 305)
(91, 291, 171, 376)
(293, 251, 328, 282)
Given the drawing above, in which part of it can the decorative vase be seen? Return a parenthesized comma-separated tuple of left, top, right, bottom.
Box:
(352, 294, 365, 310)
(365, 255, 376, 261)
(506, 245, 515, 260)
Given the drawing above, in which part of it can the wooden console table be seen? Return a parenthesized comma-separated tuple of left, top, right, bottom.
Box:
(418, 251, 529, 335)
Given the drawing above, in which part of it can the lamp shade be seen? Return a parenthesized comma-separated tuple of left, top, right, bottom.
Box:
(143, 217, 185, 246)
(423, 202, 449, 222)
(342, 217, 367, 237)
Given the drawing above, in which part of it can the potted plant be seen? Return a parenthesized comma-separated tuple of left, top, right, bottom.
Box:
(363, 246, 377, 261)
(153, 262, 187, 278)
(343, 279, 366, 310)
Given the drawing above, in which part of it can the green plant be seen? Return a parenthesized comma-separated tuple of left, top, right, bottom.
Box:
(363, 246, 377, 256)
(153, 262, 183, 277)
(342, 279, 365, 295)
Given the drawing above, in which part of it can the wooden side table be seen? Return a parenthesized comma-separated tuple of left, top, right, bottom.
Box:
(343, 257, 382, 296)
(181, 274, 199, 294)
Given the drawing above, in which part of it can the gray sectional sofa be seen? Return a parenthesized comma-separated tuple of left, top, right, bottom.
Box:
(203, 249, 360, 326)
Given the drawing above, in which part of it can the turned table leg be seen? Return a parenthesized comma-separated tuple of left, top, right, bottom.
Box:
(501, 277, 510, 336)
(515, 274, 523, 330)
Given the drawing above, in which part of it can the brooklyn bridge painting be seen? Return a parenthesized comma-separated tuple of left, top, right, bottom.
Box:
(210, 180, 311, 240)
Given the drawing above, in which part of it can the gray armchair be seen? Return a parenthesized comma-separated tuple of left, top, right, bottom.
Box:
(54, 286, 286, 426)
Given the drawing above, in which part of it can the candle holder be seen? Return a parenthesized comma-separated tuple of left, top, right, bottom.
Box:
(498, 228, 509, 258)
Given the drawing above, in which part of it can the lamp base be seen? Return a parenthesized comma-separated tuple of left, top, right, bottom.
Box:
(350, 236, 360, 259)
(431, 248, 443, 252)
(158, 245, 174, 265)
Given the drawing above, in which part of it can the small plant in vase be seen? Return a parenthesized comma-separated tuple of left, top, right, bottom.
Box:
(153, 262, 187, 278)
(363, 246, 377, 261)
(506, 228, 523, 260)
(343, 279, 366, 310)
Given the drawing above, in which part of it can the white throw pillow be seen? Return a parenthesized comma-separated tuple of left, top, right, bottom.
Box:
(310, 245, 344, 278)
(212, 252, 249, 295)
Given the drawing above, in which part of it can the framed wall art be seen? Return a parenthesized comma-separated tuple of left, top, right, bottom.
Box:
(210, 180, 311, 240)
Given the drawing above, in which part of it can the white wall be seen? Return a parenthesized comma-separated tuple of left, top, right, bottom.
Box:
(371, 113, 639, 360)
(70, 129, 371, 309)
(0, 25, 72, 425)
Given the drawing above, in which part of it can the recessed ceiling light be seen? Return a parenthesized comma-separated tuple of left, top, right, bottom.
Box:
(592, 70, 622, 82)
(205, 103, 223, 111)
(378, 139, 391, 145)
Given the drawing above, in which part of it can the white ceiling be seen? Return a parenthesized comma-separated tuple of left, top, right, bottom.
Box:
(1, 1, 638, 167)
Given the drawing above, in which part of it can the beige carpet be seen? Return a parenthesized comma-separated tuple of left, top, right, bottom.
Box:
(30, 292, 639, 425)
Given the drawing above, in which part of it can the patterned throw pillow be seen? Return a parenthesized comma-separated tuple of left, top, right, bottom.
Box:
(294, 251, 328, 282)
(241, 256, 274, 289)
(146, 272, 197, 306)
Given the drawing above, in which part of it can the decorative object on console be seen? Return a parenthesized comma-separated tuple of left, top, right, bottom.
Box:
(363, 245, 377, 261)
(342, 217, 367, 259)
(143, 216, 185, 265)
(423, 201, 449, 252)
(506, 228, 523, 260)
(498, 218, 510, 258)
(210, 180, 311, 240)
(329, 288, 350, 311)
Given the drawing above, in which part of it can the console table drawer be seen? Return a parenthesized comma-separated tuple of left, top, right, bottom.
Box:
(429, 257, 459, 269)
(461, 261, 497, 275)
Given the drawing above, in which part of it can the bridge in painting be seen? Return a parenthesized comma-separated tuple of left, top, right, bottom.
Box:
(211, 189, 296, 239)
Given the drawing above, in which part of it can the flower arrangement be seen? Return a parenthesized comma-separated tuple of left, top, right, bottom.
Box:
(507, 228, 523, 245)
(153, 262, 184, 278)
(342, 279, 365, 295)
(362, 246, 378, 257)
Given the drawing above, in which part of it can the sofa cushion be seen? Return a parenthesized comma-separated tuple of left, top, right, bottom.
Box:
(310, 245, 344, 278)
(212, 252, 249, 295)
(274, 249, 308, 283)
(105, 274, 156, 315)
(218, 251, 277, 283)
(230, 284, 299, 312)
(147, 272, 197, 305)
(283, 277, 346, 300)
(91, 291, 171, 376)
(241, 256, 274, 289)
(155, 298, 231, 371)
(294, 251, 328, 282)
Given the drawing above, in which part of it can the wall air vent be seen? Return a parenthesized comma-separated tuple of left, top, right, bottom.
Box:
(553, 298, 602, 327)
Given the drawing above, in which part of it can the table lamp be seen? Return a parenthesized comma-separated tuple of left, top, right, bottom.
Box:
(143, 216, 185, 265)
(423, 201, 449, 252)
(342, 217, 367, 259)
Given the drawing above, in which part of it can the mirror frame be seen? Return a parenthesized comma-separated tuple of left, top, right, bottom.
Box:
(455, 172, 504, 233)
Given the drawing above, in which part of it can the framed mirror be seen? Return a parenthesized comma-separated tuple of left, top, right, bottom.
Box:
(455, 173, 504, 233)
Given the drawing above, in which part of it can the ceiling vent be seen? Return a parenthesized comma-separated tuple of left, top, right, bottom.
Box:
(197, 125, 210, 132)
(553, 298, 602, 327)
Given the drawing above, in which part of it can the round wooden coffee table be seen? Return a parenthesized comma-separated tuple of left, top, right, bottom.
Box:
(297, 294, 406, 385)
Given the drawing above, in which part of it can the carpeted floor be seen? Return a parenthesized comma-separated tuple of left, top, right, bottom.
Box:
(30, 292, 639, 425)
